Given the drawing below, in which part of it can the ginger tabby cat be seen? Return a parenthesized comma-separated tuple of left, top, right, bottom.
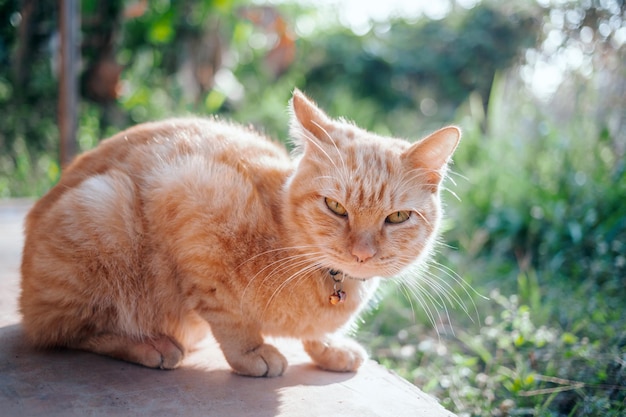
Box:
(20, 90, 460, 377)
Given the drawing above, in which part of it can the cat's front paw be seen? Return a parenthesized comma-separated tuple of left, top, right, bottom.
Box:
(149, 335, 185, 369)
(130, 335, 185, 369)
(228, 343, 288, 377)
(303, 337, 367, 372)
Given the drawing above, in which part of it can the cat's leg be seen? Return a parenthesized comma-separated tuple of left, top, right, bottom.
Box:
(209, 323, 287, 377)
(74, 333, 185, 369)
(303, 336, 367, 372)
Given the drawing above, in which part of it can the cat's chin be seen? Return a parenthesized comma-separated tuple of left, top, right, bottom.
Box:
(333, 264, 385, 281)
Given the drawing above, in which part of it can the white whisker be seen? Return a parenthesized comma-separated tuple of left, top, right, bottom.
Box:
(299, 129, 343, 176)
(236, 245, 322, 270)
(406, 276, 456, 337)
(261, 261, 321, 319)
(309, 120, 350, 186)
(384, 252, 487, 337)
(238, 247, 326, 313)
(414, 210, 432, 226)
(398, 281, 442, 339)
(428, 260, 487, 324)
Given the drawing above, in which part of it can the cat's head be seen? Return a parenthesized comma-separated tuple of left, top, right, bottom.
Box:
(284, 89, 460, 280)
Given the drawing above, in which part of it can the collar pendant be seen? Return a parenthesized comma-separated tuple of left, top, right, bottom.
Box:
(329, 269, 347, 305)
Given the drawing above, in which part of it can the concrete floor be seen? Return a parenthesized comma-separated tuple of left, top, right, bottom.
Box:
(0, 200, 456, 417)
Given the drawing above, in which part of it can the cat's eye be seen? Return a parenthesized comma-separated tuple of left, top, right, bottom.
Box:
(385, 211, 411, 224)
(325, 197, 348, 217)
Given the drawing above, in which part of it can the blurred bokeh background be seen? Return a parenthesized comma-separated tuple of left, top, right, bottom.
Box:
(1, 0, 625, 415)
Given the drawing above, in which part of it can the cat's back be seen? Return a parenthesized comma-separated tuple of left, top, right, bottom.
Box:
(22, 117, 293, 281)
(28, 118, 290, 218)
(20, 117, 293, 344)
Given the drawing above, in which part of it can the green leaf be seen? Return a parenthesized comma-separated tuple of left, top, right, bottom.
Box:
(205, 90, 226, 113)
(561, 332, 578, 345)
(148, 12, 175, 44)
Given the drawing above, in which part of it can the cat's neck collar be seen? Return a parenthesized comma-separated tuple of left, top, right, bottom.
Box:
(327, 269, 365, 305)
(328, 269, 366, 282)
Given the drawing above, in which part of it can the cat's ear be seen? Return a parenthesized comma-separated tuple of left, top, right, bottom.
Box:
(403, 126, 461, 190)
(289, 89, 334, 149)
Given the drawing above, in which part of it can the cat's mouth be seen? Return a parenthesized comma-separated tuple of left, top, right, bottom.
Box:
(321, 253, 389, 280)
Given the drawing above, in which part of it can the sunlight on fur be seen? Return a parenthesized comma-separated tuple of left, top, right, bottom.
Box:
(20, 89, 462, 377)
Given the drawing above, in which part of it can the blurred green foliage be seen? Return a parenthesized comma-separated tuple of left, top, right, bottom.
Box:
(360, 69, 626, 415)
(1, 0, 625, 415)
(0, 0, 537, 196)
(301, 6, 537, 130)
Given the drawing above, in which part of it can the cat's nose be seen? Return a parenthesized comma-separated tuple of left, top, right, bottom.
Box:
(351, 236, 377, 263)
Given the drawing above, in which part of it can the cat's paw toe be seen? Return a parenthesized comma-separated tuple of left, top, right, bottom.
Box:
(149, 336, 185, 369)
(303, 337, 367, 372)
(230, 343, 288, 377)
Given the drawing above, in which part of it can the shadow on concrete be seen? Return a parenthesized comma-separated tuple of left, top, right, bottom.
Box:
(0, 323, 358, 417)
